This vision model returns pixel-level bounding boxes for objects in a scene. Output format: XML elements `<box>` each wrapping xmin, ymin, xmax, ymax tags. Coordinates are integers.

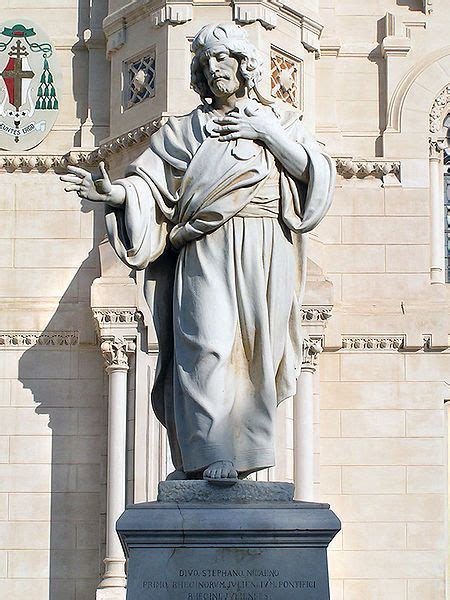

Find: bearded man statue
<box><xmin>60</xmin><ymin>23</ymin><xmax>335</xmax><ymax>485</ymax></box>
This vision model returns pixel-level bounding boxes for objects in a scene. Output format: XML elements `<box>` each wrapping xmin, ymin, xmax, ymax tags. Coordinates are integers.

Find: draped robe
<box><xmin>105</xmin><ymin>102</ymin><xmax>335</xmax><ymax>475</ymax></box>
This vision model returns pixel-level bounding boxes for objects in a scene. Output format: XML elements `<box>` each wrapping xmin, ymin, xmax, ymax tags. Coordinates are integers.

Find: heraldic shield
<box><xmin>0</xmin><ymin>19</ymin><xmax>60</xmax><ymax>151</ymax></box>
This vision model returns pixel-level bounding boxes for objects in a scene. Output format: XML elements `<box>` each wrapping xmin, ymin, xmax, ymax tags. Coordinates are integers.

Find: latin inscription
<box><xmin>140</xmin><ymin>568</ymin><xmax>317</xmax><ymax>599</ymax></box>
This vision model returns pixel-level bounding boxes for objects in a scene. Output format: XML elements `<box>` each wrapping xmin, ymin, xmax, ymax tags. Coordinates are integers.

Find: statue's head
<box><xmin>191</xmin><ymin>23</ymin><xmax>263</xmax><ymax>103</ymax></box>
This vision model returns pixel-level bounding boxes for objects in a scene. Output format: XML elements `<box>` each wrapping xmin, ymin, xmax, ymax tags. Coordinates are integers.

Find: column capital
<box><xmin>301</xmin><ymin>336</ymin><xmax>323</xmax><ymax>373</ymax></box>
<box><xmin>101</xmin><ymin>336</ymin><xmax>136</xmax><ymax>371</ymax></box>
<box><xmin>429</xmin><ymin>136</ymin><xmax>447</xmax><ymax>159</ymax></box>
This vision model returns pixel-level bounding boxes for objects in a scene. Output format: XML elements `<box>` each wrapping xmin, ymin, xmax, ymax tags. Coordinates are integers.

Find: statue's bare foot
<box><xmin>166</xmin><ymin>469</ymin><xmax>187</xmax><ymax>481</ymax></box>
<box><xmin>203</xmin><ymin>461</ymin><xmax>238</xmax><ymax>486</ymax></box>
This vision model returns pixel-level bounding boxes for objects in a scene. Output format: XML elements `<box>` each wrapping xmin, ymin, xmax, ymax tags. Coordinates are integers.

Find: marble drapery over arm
<box><xmin>104</xmin><ymin>107</ymin><xmax>335</xmax><ymax>273</ymax></box>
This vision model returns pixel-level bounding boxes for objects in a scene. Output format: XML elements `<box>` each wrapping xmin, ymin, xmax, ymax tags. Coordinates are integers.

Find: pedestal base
<box><xmin>117</xmin><ymin>481</ymin><xmax>341</xmax><ymax>600</ymax></box>
<box><xmin>96</xmin><ymin>587</ymin><xmax>126</xmax><ymax>600</ymax></box>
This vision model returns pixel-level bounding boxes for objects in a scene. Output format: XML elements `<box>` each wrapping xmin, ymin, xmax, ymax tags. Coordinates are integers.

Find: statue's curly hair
<box><xmin>191</xmin><ymin>23</ymin><xmax>264</xmax><ymax>103</ymax></box>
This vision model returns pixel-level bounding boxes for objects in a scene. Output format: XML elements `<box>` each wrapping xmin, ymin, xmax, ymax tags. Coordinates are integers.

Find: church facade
<box><xmin>0</xmin><ymin>1</ymin><xmax>448</xmax><ymax>599</ymax></box>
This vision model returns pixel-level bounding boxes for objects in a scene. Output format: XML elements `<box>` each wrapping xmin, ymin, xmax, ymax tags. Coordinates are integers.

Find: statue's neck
<box><xmin>212</xmin><ymin>90</ymin><xmax>250</xmax><ymax>114</ymax></box>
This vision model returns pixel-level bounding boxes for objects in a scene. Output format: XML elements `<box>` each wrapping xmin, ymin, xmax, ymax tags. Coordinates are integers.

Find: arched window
<box><xmin>444</xmin><ymin>114</ymin><xmax>450</xmax><ymax>282</ymax></box>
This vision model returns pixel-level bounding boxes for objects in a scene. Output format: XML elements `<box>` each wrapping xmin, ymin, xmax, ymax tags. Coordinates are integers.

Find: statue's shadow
<box><xmin>17</xmin><ymin>197</ymin><xmax>107</xmax><ymax>600</ymax></box>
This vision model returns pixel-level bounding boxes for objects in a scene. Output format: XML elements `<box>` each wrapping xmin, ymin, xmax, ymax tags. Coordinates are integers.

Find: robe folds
<box><xmin>105</xmin><ymin>103</ymin><xmax>335</xmax><ymax>474</ymax></box>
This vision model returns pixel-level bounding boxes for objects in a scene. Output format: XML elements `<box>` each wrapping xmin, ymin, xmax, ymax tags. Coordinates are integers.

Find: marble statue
<box><xmin>60</xmin><ymin>23</ymin><xmax>335</xmax><ymax>485</ymax></box>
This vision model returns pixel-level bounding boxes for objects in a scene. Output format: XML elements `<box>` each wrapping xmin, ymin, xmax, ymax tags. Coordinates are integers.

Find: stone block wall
<box><xmin>0</xmin><ymin>1</ymin><xmax>109</xmax><ymax>598</ymax></box>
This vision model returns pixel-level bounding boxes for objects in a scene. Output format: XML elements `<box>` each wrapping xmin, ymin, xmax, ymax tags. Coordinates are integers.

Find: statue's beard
<box><xmin>211</xmin><ymin>78</ymin><xmax>240</xmax><ymax>97</ymax></box>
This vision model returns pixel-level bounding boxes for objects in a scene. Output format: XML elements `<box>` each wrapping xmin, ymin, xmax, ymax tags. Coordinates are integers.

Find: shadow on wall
<box><xmin>17</xmin><ymin>193</ymin><xmax>107</xmax><ymax>600</ymax></box>
<box><xmin>16</xmin><ymin>0</ymin><xmax>111</xmax><ymax>596</ymax></box>
<box><xmin>396</xmin><ymin>0</ymin><xmax>424</xmax><ymax>10</ymax></box>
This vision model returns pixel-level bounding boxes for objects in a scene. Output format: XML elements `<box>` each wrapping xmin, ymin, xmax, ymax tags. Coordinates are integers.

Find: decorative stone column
<box><xmin>429</xmin><ymin>138</ymin><xmax>446</xmax><ymax>284</ymax></box>
<box><xmin>294</xmin><ymin>336</ymin><xmax>322</xmax><ymax>501</ymax></box>
<box><xmin>97</xmin><ymin>335</ymin><xmax>136</xmax><ymax>597</ymax></box>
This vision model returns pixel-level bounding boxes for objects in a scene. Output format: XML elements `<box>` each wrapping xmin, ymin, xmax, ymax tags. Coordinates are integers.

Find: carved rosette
<box><xmin>100</xmin><ymin>337</ymin><xmax>136</xmax><ymax>370</ymax></box>
<box><xmin>302</xmin><ymin>336</ymin><xmax>323</xmax><ymax>372</ymax></box>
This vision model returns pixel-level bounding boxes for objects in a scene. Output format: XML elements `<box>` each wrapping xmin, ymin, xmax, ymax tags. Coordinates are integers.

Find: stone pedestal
<box><xmin>117</xmin><ymin>481</ymin><xmax>341</xmax><ymax>600</ymax></box>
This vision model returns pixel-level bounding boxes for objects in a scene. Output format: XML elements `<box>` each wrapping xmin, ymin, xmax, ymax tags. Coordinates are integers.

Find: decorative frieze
<box><xmin>0</xmin><ymin>122</ymin><xmax>158</xmax><ymax>172</ymax></box>
<box><xmin>335</xmin><ymin>158</ymin><xmax>400</xmax><ymax>179</ymax></box>
<box><xmin>341</xmin><ymin>336</ymin><xmax>405</xmax><ymax>350</ymax></box>
<box><xmin>0</xmin><ymin>331</ymin><xmax>79</xmax><ymax>348</ymax></box>
<box><xmin>301</xmin><ymin>306</ymin><xmax>332</xmax><ymax>323</ymax></box>
<box><xmin>93</xmin><ymin>308</ymin><xmax>142</xmax><ymax>326</ymax></box>
<box><xmin>100</xmin><ymin>336</ymin><xmax>136</xmax><ymax>369</ymax></box>
<box><xmin>1</xmin><ymin>130</ymin><xmax>402</xmax><ymax>180</ymax></box>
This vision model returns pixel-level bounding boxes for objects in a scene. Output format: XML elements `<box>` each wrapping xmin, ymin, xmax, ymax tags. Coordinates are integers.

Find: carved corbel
<box><xmin>233</xmin><ymin>1</ymin><xmax>278</xmax><ymax>30</ymax></box>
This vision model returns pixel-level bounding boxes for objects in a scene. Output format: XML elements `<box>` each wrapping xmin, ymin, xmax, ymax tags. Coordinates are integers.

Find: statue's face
<box><xmin>200</xmin><ymin>46</ymin><xmax>243</xmax><ymax>98</ymax></box>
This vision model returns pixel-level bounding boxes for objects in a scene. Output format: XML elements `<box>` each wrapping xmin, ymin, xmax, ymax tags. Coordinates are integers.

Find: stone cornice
<box><xmin>0</xmin><ymin>331</ymin><xmax>79</xmax><ymax>348</ymax></box>
<box><xmin>103</xmin><ymin>0</ymin><xmax>193</xmax><ymax>37</ymax></box>
<box><xmin>0</xmin><ymin>141</ymin><xmax>402</xmax><ymax>180</ymax></box>
<box><xmin>0</xmin><ymin>122</ymin><xmax>159</xmax><ymax>172</ymax></box>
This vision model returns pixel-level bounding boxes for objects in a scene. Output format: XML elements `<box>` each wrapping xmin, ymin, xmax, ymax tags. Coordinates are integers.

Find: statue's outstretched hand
<box><xmin>60</xmin><ymin>161</ymin><xmax>125</xmax><ymax>206</ymax></box>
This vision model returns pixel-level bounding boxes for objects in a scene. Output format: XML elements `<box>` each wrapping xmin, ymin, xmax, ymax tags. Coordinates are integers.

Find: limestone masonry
<box><xmin>0</xmin><ymin>1</ymin><xmax>449</xmax><ymax>599</ymax></box>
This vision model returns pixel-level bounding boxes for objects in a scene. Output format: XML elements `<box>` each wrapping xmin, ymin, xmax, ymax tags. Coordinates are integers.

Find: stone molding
<box><xmin>103</xmin><ymin>0</ymin><xmax>322</xmax><ymax>53</ymax></box>
<box><xmin>0</xmin><ymin>122</ymin><xmax>159</xmax><ymax>172</ymax></box>
<box><xmin>302</xmin><ymin>336</ymin><xmax>323</xmax><ymax>371</ymax></box>
<box><xmin>338</xmin><ymin>334</ymin><xmax>446</xmax><ymax>351</ymax></box>
<box><xmin>100</xmin><ymin>336</ymin><xmax>136</xmax><ymax>369</ymax></box>
<box><xmin>387</xmin><ymin>45</ymin><xmax>450</xmax><ymax>132</ymax></box>
<box><xmin>301</xmin><ymin>305</ymin><xmax>332</xmax><ymax>323</ymax></box>
<box><xmin>342</xmin><ymin>335</ymin><xmax>405</xmax><ymax>351</ymax></box>
<box><xmin>0</xmin><ymin>331</ymin><xmax>79</xmax><ymax>348</ymax></box>
<box><xmin>93</xmin><ymin>308</ymin><xmax>143</xmax><ymax>327</ymax></box>
<box><xmin>335</xmin><ymin>158</ymin><xmax>400</xmax><ymax>179</ymax></box>
<box><xmin>0</xmin><ymin>144</ymin><xmax>401</xmax><ymax>180</ymax></box>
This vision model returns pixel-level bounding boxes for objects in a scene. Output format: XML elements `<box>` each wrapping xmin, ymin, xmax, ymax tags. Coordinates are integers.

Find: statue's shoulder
<box><xmin>162</xmin><ymin>106</ymin><xmax>207</xmax><ymax>125</ymax></box>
